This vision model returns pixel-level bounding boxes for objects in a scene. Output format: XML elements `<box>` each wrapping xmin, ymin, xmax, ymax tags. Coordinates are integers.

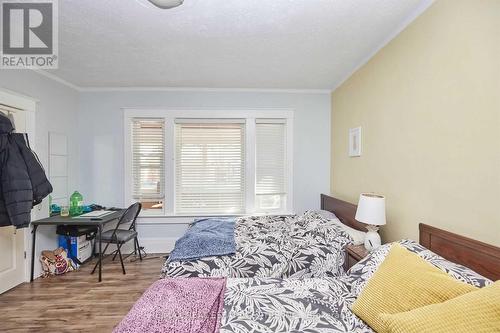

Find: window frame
<box><xmin>130</xmin><ymin>117</ymin><xmax>166</xmax><ymax>216</ymax></box>
<box><xmin>123</xmin><ymin>108</ymin><xmax>294</xmax><ymax>218</ymax></box>
<box><xmin>255</xmin><ymin>119</ymin><xmax>288</xmax><ymax>214</ymax></box>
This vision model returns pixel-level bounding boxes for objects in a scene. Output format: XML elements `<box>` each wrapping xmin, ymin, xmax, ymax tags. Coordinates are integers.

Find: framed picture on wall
<box><xmin>349</xmin><ymin>127</ymin><xmax>362</xmax><ymax>157</ymax></box>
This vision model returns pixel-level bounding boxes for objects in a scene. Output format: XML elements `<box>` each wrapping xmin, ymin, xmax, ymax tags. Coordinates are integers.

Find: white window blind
<box><xmin>132</xmin><ymin>118</ymin><xmax>165</xmax><ymax>211</ymax></box>
<box><xmin>175</xmin><ymin>121</ymin><xmax>245</xmax><ymax>215</ymax></box>
<box><xmin>255</xmin><ymin>120</ymin><xmax>286</xmax><ymax>212</ymax></box>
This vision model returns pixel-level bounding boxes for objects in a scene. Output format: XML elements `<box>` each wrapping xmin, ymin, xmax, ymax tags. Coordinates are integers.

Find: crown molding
<box><xmin>32</xmin><ymin>70</ymin><xmax>331</xmax><ymax>94</ymax></box>
<box><xmin>78</xmin><ymin>86</ymin><xmax>331</xmax><ymax>94</ymax></box>
<box><xmin>331</xmin><ymin>0</ymin><xmax>435</xmax><ymax>92</ymax></box>
<box><xmin>33</xmin><ymin>69</ymin><xmax>82</xmax><ymax>91</ymax></box>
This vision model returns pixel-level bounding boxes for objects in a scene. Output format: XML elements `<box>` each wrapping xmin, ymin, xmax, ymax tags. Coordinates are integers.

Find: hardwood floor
<box><xmin>0</xmin><ymin>254</ymin><xmax>167</xmax><ymax>332</ymax></box>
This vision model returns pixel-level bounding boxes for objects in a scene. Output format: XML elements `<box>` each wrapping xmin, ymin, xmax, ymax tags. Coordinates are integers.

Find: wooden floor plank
<box><xmin>0</xmin><ymin>254</ymin><xmax>166</xmax><ymax>332</ymax></box>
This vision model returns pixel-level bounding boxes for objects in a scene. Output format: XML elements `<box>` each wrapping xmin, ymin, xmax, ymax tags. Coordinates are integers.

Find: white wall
<box><xmin>78</xmin><ymin>90</ymin><xmax>331</xmax><ymax>252</ymax></box>
<box><xmin>0</xmin><ymin>71</ymin><xmax>80</xmax><ymax>278</ymax></box>
<box><xmin>0</xmin><ymin>73</ymin><xmax>331</xmax><ymax>263</ymax></box>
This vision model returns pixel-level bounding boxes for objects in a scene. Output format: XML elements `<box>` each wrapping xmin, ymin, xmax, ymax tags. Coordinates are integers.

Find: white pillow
<box><xmin>312</xmin><ymin>210</ymin><xmax>366</xmax><ymax>245</ymax></box>
<box><xmin>330</xmin><ymin>219</ymin><xmax>366</xmax><ymax>245</ymax></box>
<box><xmin>315</xmin><ymin>209</ymin><xmax>338</xmax><ymax>220</ymax></box>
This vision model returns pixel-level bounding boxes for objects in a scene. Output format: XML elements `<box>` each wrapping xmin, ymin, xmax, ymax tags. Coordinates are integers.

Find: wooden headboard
<box><xmin>320</xmin><ymin>194</ymin><xmax>500</xmax><ymax>280</ymax></box>
<box><xmin>419</xmin><ymin>223</ymin><xmax>500</xmax><ymax>281</ymax></box>
<box><xmin>320</xmin><ymin>194</ymin><xmax>367</xmax><ymax>232</ymax></box>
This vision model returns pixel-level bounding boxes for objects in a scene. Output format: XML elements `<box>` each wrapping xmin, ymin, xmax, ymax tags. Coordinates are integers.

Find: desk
<box><xmin>30</xmin><ymin>210</ymin><xmax>125</xmax><ymax>282</ymax></box>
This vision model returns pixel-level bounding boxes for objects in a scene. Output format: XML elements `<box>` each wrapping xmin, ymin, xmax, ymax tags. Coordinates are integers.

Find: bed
<box><xmin>219</xmin><ymin>234</ymin><xmax>496</xmax><ymax>333</ymax></box>
<box><xmin>116</xmin><ymin>224</ymin><xmax>499</xmax><ymax>333</ymax></box>
<box><xmin>161</xmin><ymin>195</ymin><xmax>367</xmax><ymax>279</ymax></box>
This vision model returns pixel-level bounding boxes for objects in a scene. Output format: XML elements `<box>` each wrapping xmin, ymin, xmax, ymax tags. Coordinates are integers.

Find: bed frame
<box><xmin>321</xmin><ymin>194</ymin><xmax>500</xmax><ymax>280</ymax></box>
<box><xmin>320</xmin><ymin>194</ymin><xmax>367</xmax><ymax>231</ymax></box>
<box><xmin>420</xmin><ymin>224</ymin><xmax>500</xmax><ymax>281</ymax></box>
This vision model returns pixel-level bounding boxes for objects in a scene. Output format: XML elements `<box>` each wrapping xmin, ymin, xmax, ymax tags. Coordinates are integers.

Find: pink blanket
<box><xmin>114</xmin><ymin>278</ymin><xmax>226</xmax><ymax>333</ymax></box>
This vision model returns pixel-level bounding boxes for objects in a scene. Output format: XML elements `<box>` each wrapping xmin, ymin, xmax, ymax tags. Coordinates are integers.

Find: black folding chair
<box><xmin>91</xmin><ymin>203</ymin><xmax>142</xmax><ymax>275</ymax></box>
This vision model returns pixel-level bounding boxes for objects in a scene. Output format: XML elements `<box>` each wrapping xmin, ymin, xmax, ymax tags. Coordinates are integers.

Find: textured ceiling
<box><xmin>48</xmin><ymin>0</ymin><xmax>433</xmax><ymax>89</ymax></box>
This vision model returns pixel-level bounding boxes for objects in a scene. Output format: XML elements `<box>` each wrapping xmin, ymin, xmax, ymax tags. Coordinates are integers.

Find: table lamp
<box><xmin>355</xmin><ymin>193</ymin><xmax>386</xmax><ymax>251</ymax></box>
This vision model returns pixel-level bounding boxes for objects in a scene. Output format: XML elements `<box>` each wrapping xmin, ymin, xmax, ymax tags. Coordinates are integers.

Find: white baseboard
<box><xmin>139</xmin><ymin>237</ymin><xmax>176</xmax><ymax>254</ymax></box>
<box><xmin>95</xmin><ymin>237</ymin><xmax>175</xmax><ymax>255</ymax></box>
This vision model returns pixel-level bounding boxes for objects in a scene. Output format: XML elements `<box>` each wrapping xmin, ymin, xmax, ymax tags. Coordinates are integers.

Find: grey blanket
<box><xmin>169</xmin><ymin>218</ymin><xmax>236</xmax><ymax>262</ymax></box>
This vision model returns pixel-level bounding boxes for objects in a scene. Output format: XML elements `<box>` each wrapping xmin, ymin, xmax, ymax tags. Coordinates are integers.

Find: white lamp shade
<box><xmin>355</xmin><ymin>193</ymin><xmax>386</xmax><ymax>226</ymax></box>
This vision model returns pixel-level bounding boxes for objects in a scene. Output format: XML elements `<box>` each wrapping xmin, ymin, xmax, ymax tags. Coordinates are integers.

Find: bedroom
<box><xmin>0</xmin><ymin>0</ymin><xmax>499</xmax><ymax>332</ymax></box>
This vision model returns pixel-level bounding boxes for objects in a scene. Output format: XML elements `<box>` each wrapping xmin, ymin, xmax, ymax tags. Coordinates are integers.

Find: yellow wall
<box><xmin>331</xmin><ymin>0</ymin><xmax>500</xmax><ymax>246</ymax></box>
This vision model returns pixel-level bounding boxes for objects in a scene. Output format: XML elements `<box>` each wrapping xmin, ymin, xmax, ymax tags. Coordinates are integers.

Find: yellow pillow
<box><xmin>351</xmin><ymin>244</ymin><xmax>477</xmax><ymax>333</ymax></box>
<box><xmin>380</xmin><ymin>281</ymin><xmax>500</xmax><ymax>333</ymax></box>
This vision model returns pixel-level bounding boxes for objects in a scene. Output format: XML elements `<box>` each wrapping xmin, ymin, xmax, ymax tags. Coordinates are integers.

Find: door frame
<box><xmin>0</xmin><ymin>87</ymin><xmax>38</xmax><ymax>283</ymax></box>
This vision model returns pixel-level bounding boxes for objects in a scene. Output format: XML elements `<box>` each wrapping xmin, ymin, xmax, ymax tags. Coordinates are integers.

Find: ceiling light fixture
<box><xmin>148</xmin><ymin>0</ymin><xmax>184</xmax><ymax>9</ymax></box>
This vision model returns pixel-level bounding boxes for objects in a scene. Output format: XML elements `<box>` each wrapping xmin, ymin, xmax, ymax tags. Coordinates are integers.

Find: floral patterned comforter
<box><xmin>220</xmin><ymin>277</ymin><xmax>373</xmax><ymax>333</ymax></box>
<box><xmin>219</xmin><ymin>239</ymin><xmax>492</xmax><ymax>333</ymax></box>
<box><xmin>162</xmin><ymin>212</ymin><xmax>353</xmax><ymax>279</ymax></box>
<box><xmin>144</xmin><ymin>239</ymin><xmax>492</xmax><ymax>333</ymax></box>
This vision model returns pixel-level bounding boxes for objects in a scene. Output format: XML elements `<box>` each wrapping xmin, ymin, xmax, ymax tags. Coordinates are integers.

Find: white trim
<box><xmin>164</xmin><ymin>119</ymin><xmax>175</xmax><ymax>215</ymax></box>
<box><xmin>30</xmin><ymin>71</ymin><xmax>331</xmax><ymax>94</ymax></box>
<box><xmin>285</xmin><ymin>117</ymin><xmax>294</xmax><ymax>212</ymax></box>
<box><xmin>32</xmin><ymin>70</ymin><xmax>81</xmax><ymax>91</ymax></box>
<box><xmin>123</xmin><ymin>113</ymin><xmax>133</xmax><ymax>210</ymax></box>
<box><xmin>138</xmin><ymin>215</ymin><xmax>241</xmax><ymax>223</ymax></box>
<box><xmin>331</xmin><ymin>0</ymin><xmax>435</xmax><ymax>91</ymax></box>
<box><xmin>123</xmin><ymin>108</ymin><xmax>294</xmax><ymax>120</ymax></box>
<box><xmin>123</xmin><ymin>108</ymin><xmax>294</xmax><ymax>216</ymax></box>
<box><xmin>0</xmin><ymin>88</ymin><xmax>37</xmax><ymax>283</ymax></box>
<box><xmin>174</xmin><ymin>118</ymin><xmax>246</xmax><ymax>124</ymax></box>
<box><xmin>25</xmin><ymin>113</ymin><xmax>37</xmax><ymax>283</ymax></box>
<box><xmin>105</xmin><ymin>237</ymin><xmax>174</xmax><ymax>254</ymax></box>
<box><xmin>0</xmin><ymin>104</ymin><xmax>23</xmax><ymax>113</ymax></box>
<box><xmin>135</xmin><ymin>213</ymin><xmax>296</xmax><ymax>225</ymax></box>
<box><xmin>245</xmin><ymin>118</ymin><xmax>256</xmax><ymax>213</ymax></box>
<box><xmin>81</xmin><ymin>86</ymin><xmax>331</xmax><ymax>94</ymax></box>
<box><xmin>256</xmin><ymin>118</ymin><xmax>287</xmax><ymax>124</ymax></box>
<box><xmin>0</xmin><ymin>88</ymin><xmax>38</xmax><ymax>110</ymax></box>
<box><xmin>139</xmin><ymin>237</ymin><xmax>177</xmax><ymax>254</ymax></box>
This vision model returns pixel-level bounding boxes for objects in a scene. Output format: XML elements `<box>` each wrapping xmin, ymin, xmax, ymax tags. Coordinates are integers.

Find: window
<box><xmin>255</xmin><ymin>119</ymin><xmax>286</xmax><ymax>212</ymax></box>
<box><xmin>175</xmin><ymin>121</ymin><xmax>245</xmax><ymax>215</ymax></box>
<box><xmin>125</xmin><ymin>109</ymin><xmax>292</xmax><ymax>217</ymax></box>
<box><xmin>131</xmin><ymin>118</ymin><xmax>165</xmax><ymax>213</ymax></box>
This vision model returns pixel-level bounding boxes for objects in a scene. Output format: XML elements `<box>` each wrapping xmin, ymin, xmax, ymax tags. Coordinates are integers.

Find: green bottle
<box><xmin>69</xmin><ymin>191</ymin><xmax>84</xmax><ymax>216</ymax></box>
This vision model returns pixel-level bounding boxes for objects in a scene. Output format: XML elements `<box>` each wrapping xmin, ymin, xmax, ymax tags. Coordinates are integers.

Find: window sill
<box><xmin>136</xmin><ymin>211</ymin><xmax>295</xmax><ymax>225</ymax></box>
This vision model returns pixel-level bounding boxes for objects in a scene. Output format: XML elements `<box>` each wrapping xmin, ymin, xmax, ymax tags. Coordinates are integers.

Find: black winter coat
<box><xmin>0</xmin><ymin>114</ymin><xmax>52</xmax><ymax>228</ymax></box>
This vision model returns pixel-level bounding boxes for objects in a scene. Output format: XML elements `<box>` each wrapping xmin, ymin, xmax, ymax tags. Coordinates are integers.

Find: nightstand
<box><xmin>344</xmin><ymin>244</ymin><xmax>370</xmax><ymax>271</ymax></box>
